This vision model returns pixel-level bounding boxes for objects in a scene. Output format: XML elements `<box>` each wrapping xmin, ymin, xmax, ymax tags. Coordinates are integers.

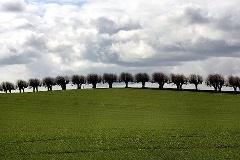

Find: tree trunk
<box><xmin>47</xmin><ymin>86</ymin><xmax>52</xmax><ymax>91</ymax></box>
<box><xmin>218</xmin><ymin>87</ymin><xmax>222</xmax><ymax>92</ymax></box>
<box><xmin>36</xmin><ymin>87</ymin><xmax>39</xmax><ymax>92</ymax></box>
<box><xmin>61</xmin><ymin>84</ymin><xmax>66</xmax><ymax>90</ymax></box>
<box><xmin>9</xmin><ymin>90</ymin><xmax>11</xmax><ymax>93</ymax></box>
<box><xmin>142</xmin><ymin>82</ymin><xmax>146</xmax><ymax>88</ymax></box>
<box><xmin>125</xmin><ymin>82</ymin><xmax>129</xmax><ymax>88</ymax></box>
<box><xmin>33</xmin><ymin>87</ymin><xmax>36</xmax><ymax>92</ymax></box>
<box><xmin>158</xmin><ymin>83</ymin><xmax>164</xmax><ymax>89</ymax></box>
<box><xmin>19</xmin><ymin>89</ymin><xmax>22</xmax><ymax>93</ymax></box>
<box><xmin>177</xmin><ymin>84</ymin><xmax>180</xmax><ymax>90</ymax></box>
<box><xmin>92</xmin><ymin>83</ymin><xmax>97</xmax><ymax>89</ymax></box>
<box><xmin>77</xmin><ymin>84</ymin><xmax>81</xmax><ymax>89</ymax></box>
<box><xmin>234</xmin><ymin>87</ymin><xmax>237</xmax><ymax>92</ymax></box>
<box><xmin>214</xmin><ymin>86</ymin><xmax>218</xmax><ymax>92</ymax></box>
<box><xmin>109</xmin><ymin>83</ymin><xmax>113</xmax><ymax>88</ymax></box>
<box><xmin>23</xmin><ymin>88</ymin><xmax>25</xmax><ymax>93</ymax></box>
<box><xmin>195</xmin><ymin>84</ymin><xmax>198</xmax><ymax>90</ymax></box>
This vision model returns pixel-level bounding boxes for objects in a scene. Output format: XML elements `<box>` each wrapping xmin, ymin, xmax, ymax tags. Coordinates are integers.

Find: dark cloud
<box><xmin>113</xmin><ymin>53</ymin><xmax>206</xmax><ymax>68</ymax></box>
<box><xmin>93</xmin><ymin>17</ymin><xmax>142</xmax><ymax>35</ymax></box>
<box><xmin>0</xmin><ymin>55</ymin><xmax>30</xmax><ymax>65</ymax></box>
<box><xmin>184</xmin><ymin>6</ymin><xmax>209</xmax><ymax>24</ymax></box>
<box><xmin>186</xmin><ymin>38</ymin><xmax>240</xmax><ymax>56</ymax></box>
<box><xmin>0</xmin><ymin>0</ymin><xmax>26</xmax><ymax>12</ymax></box>
<box><xmin>0</xmin><ymin>50</ymin><xmax>40</xmax><ymax>65</ymax></box>
<box><xmin>214</xmin><ymin>14</ymin><xmax>240</xmax><ymax>32</ymax></box>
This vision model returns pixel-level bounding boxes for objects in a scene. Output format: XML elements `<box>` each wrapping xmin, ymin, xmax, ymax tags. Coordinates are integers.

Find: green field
<box><xmin>1</xmin><ymin>89</ymin><xmax>240</xmax><ymax>159</ymax></box>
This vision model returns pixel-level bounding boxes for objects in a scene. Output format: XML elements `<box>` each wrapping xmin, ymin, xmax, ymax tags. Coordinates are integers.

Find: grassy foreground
<box><xmin>1</xmin><ymin>89</ymin><xmax>240</xmax><ymax>159</ymax></box>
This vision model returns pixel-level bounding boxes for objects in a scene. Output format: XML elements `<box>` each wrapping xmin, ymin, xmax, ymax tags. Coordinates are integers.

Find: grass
<box><xmin>1</xmin><ymin>88</ymin><xmax>240</xmax><ymax>159</ymax></box>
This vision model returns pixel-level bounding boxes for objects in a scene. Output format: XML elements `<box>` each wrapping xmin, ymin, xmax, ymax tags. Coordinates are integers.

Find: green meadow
<box><xmin>1</xmin><ymin>89</ymin><xmax>240</xmax><ymax>159</ymax></box>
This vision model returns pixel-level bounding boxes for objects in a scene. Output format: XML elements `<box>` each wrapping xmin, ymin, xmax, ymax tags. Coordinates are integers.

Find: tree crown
<box><xmin>87</xmin><ymin>74</ymin><xmax>102</xmax><ymax>84</ymax></box>
<box><xmin>135</xmin><ymin>73</ymin><xmax>150</xmax><ymax>83</ymax></box>
<box><xmin>103</xmin><ymin>73</ymin><xmax>118</xmax><ymax>83</ymax></box>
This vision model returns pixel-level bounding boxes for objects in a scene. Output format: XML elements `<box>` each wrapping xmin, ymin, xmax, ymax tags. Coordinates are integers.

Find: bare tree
<box><xmin>152</xmin><ymin>72</ymin><xmax>169</xmax><ymax>89</ymax></box>
<box><xmin>119</xmin><ymin>72</ymin><xmax>134</xmax><ymax>88</ymax></box>
<box><xmin>71</xmin><ymin>75</ymin><xmax>86</xmax><ymax>89</ymax></box>
<box><xmin>227</xmin><ymin>75</ymin><xmax>240</xmax><ymax>92</ymax></box>
<box><xmin>87</xmin><ymin>73</ymin><xmax>101</xmax><ymax>89</ymax></box>
<box><xmin>188</xmin><ymin>74</ymin><xmax>203</xmax><ymax>90</ymax></box>
<box><xmin>17</xmin><ymin>80</ymin><xmax>28</xmax><ymax>93</ymax></box>
<box><xmin>1</xmin><ymin>82</ymin><xmax>15</xmax><ymax>93</ymax></box>
<box><xmin>135</xmin><ymin>73</ymin><xmax>150</xmax><ymax>88</ymax></box>
<box><xmin>206</xmin><ymin>74</ymin><xmax>225</xmax><ymax>92</ymax></box>
<box><xmin>29</xmin><ymin>78</ymin><xmax>41</xmax><ymax>92</ymax></box>
<box><xmin>43</xmin><ymin>77</ymin><xmax>55</xmax><ymax>91</ymax></box>
<box><xmin>56</xmin><ymin>76</ymin><xmax>70</xmax><ymax>90</ymax></box>
<box><xmin>170</xmin><ymin>74</ymin><xmax>187</xmax><ymax>90</ymax></box>
<box><xmin>103</xmin><ymin>73</ymin><xmax>118</xmax><ymax>88</ymax></box>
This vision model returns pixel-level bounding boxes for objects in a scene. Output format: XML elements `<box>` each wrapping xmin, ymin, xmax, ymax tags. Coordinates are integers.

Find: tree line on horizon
<box><xmin>0</xmin><ymin>72</ymin><xmax>239</xmax><ymax>93</ymax></box>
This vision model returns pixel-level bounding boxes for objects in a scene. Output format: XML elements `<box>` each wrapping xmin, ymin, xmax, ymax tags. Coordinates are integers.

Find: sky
<box><xmin>0</xmin><ymin>0</ymin><xmax>240</xmax><ymax>82</ymax></box>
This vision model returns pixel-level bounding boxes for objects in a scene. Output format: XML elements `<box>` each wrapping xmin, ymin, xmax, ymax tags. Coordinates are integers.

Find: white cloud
<box><xmin>0</xmin><ymin>0</ymin><xmax>240</xmax><ymax>82</ymax></box>
<box><xmin>171</xmin><ymin>57</ymin><xmax>240</xmax><ymax>77</ymax></box>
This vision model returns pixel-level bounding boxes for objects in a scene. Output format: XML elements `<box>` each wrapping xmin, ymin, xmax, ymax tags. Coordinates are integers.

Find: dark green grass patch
<box><xmin>1</xmin><ymin>89</ymin><xmax>240</xmax><ymax>159</ymax></box>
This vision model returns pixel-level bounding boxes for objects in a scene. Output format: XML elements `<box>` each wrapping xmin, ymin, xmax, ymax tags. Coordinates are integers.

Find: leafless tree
<box><xmin>170</xmin><ymin>74</ymin><xmax>187</xmax><ymax>90</ymax></box>
<box><xmin>29</xmin><ymin>78</ymin><xmax>41</xmax><ymax>92</ymax></box>
<box><xmin>188</xmin><ymin>74</ymin><xmax>203</xmax><ymax>90</ymax></box>
<box><xmin>43</xmin><ymin>77</ymin><xmax>56</xmax><ymax>91</ymax></box>
<box><xmin>152</xmin><ymin>72</ymin><xmax>169</xmax><ymax>89</ymax></box>
<box><xmin>0</xmin><ymin>82</ymin><xmax>15</xmax><ymax>93</ymax></box>
<box><xmin>135</xmin><ymin>73</ymin><xmax>150</xmax><ymax>88</ymax></box>
<box><xmin>17</xmin><ymin>80</ymin><xmax>28</xmax><ymax>93</ymax></box>
<box><xmin>87</xmin><ymin>73</ymin><xmax>102</xmax><ymax>89</ymax></box>
<box><xmin>56</xmin><ymin>76</ymin><xmax>70</xmax><ymax>90</ymax></box>
<box><xmin>103</xmin><ymin>73</ymin><xmax>117</xmax><ymax>88</ymax></box>
<box><xmin>206</xmin><ymin>74</ymin><xmax>225</xmax><ymax>92</ymax></box>
<box><xmin>119</xmin><ymin>72</ymin><xmax>134</xmax><ymax>88</ymax></box>
<box><xmin>227</xmin><ymin>75</ymin><xmax>240</xmax><ymax>92</ymax></box>
<box><xmin>71</xmin><ymin>75</ymin><xmax>86</xmax><ymax>89</ymax></box>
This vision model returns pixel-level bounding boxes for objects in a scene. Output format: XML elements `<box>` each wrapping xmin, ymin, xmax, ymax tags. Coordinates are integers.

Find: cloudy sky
<box><xmin>1</xmin><ymin>0</ymin><xmax>240</xmax><ymax>82</ymax></box>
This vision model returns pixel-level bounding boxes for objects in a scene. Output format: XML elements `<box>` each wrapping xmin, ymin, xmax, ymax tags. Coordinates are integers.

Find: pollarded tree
<box><xmin>170</xmin><ymin>74</ymin><xmax>187</xmax><ymax>90</ymax></box>
<box><xmin>1</xmin><ymin>82</ymin><xmax>15</xmax><ymax>93</ymax></box>
<box><xmin>103</xmin><ymin>73</ymin><xmax>118</xmax><ymax>88</ymax></box>
<box><xmin>43</xmin><ymin>77</ymin><xmax>55</xmax><ymax>91</ymax></box>
<box><xmin>71</xmin><ymin>75</ymin><xmax>86</xmax><ymax>89</ymax></box>
<box><xmin>0</xmin><ymin>83</ymin><xmax>6</xmax><ymax>93</ymax></box>
<box><xmin>227</xmin><ymin>75</ymin><xmax>240</xmax><ymax>92</ymax></box>
<box><xmin>206</xmin><ymin>74</ymin><xmax>225</xmax><ymax>92</ymax></box>
<box><xmin>29</xmin><ymin>78</ymin><xmax>41</xmax><ymax>92</ymax></box>
<box><xmin>87</xmin><ymin>73</ymin><xmax>101</xmax><ymax>89</ymax></box>
<box><xmin>56</xmin><ymin>76</ymin><xmax>70</xmax><ymax>90</ymax></box>
<box><xmin>17</xmin><ymin>80</ymin><xmax>28</xmax><ymax>93</ymax></box>
<box><xmin>152</xmin><ymin>72</ymin><xmax>169</xmax><ymax>89</ymax></box>
<box><xmin>188</xmin><ymin>74</ymin><xmax>203</xmax><ymax>90</ymax></box>
<box><xmin>135</xmin><ymin>73</ymin><xmax>150</xmax><ymax>88</ymax></box>
<box><xmin>119</xmin><ymin>72</ymin><xmax>134</xmax><ymax>88</ymax></box>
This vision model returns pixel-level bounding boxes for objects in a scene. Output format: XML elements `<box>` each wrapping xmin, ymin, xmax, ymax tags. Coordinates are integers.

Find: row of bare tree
<box><xmin>0</xmin><ymin>73</ymin><xmax>239</xmax><ymax>93</ymax></box>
